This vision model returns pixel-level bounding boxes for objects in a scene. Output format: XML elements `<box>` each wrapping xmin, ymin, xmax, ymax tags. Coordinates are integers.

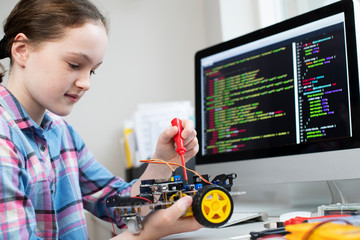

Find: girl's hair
<box><xmin>0</xmin><ymin>0</ymin><xmax>108</xmax><ymax>82</ymax></box>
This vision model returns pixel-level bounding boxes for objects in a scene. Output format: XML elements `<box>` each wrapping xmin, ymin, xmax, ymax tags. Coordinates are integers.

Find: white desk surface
<box><xmin>162</xmin><ymin>220</ymin><xmax>271</xmax><ymax>240</ymax></box>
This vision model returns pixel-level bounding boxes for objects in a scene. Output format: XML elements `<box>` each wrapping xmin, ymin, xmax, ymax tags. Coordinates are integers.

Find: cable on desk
<box><xmin>302</xmin><ymin>219</ymin><xmax>352</xmax><ymax>240</ymax></box>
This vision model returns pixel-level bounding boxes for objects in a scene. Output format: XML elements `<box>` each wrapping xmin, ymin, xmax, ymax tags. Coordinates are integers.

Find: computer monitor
<box><xmin>195</xmin><ymin>0</ymin><xmax>360</xmax><ymax>187</ymax></box>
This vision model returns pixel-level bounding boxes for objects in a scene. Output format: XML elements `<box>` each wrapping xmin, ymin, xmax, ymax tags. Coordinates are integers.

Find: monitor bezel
<box><xmin>195</xmin><ymin>0</ymin><xmax>360</xmax><ymax>165</ymax></box>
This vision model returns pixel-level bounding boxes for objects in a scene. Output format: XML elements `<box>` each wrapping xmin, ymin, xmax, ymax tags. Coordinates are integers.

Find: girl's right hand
<box><xmin>114</xmin><ymin>195</ymin><xmax>202</xmax><ymax>240</ymax></box>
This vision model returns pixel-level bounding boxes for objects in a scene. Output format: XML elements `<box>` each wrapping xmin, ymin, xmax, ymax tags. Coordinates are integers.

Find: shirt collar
<box><xmin>0</xmin><ymin>85</ymin><xmax>53</xmax><ymax>131</ymax></box>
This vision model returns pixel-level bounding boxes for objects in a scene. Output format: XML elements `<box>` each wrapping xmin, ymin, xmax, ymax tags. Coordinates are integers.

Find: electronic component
<box><xmin>318</xmin><ymin>203</ymin><xmax>360</xmax><ymax>216</ymax></box>
<box><xmin>106</xmin><ymin>173</ymin><xmax>237</xmax><ymax>233</ymax></box>
<box><xmin>106</xmin><ymin>119</ymin><xmax>238</xmax><ymax>234</ymax></box>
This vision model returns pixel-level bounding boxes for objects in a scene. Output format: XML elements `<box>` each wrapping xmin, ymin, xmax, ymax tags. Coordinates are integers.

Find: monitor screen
<box><xmin>195</xmin><ymin>0</ymin><xmax>360</xmax><ymax>185</ymax></box>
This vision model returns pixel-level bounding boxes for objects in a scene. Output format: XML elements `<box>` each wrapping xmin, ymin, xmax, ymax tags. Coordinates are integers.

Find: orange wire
<box><xmin>140</xmin><ymin>159</ymin><xmax>212</xmax><ymax>185</ymax></box>
<box><xmin>142</xmin><ymin>158</ymin><xmax>175</xmax><ymax>171</ymax></box>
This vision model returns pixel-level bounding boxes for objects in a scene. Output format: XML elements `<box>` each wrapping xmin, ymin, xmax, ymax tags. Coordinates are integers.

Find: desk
<box><xmin>162</xmin><ymin>221</ymin><xmax>271</xmax><ymax>240</ymax></box>
<box><xmin>86</xmin><ymin>209</ymin><xmax>276</xmax><ymax>239</ymax></box>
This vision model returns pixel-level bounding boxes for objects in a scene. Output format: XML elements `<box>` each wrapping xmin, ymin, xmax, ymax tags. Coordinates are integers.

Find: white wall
<box><xmin>219</xmin><ymin>0</ymin><xmax>340</xmax><ymax>42</ymax></box>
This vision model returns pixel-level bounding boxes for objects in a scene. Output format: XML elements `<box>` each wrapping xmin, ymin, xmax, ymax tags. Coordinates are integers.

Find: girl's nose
<box><xmin>75</xmin><ymin>73</ymin><xmax>91</xmax><ymax>91</ymax></box>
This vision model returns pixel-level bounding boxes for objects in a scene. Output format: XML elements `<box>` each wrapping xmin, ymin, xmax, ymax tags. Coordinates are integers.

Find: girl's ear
<box><xmin>11</xmin><ymin>33</ymin><xmax>30</xmax><ymax>68</ymax></box>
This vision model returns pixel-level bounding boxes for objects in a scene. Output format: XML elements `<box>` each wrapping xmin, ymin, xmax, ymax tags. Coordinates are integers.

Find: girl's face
<box><xmin>11</xmin><ymin>22</ymin><xmax>108</xmax><ymax>123</ymax></box>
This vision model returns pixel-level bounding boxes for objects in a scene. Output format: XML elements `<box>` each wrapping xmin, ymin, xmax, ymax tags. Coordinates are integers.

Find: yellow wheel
<box><xmin>192</xmin><ymin>185</ymin><xmax>233</xmax><ymax>228</ymax></box>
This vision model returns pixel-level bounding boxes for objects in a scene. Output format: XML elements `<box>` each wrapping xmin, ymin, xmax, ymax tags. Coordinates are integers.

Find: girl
<box><xmin>0</xmin><ymin>0</ymin><xmax>201</xmax><ymax>239</ymax></box>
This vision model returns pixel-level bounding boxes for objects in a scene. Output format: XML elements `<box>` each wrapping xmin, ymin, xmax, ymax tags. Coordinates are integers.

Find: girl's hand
<box><xmin>114</xmin><ymin>195</ymin><xmax>202</xmax><ymax>240</ymax></box>
<box><xmin>152</xmin><ymin>119</ymin><xmax>198</xmax><ymax>165</ymax></box>
<box><xmin>130</xmin><ymin>119</ymin><xmax>198</xmax><ymax>201</ymax></box>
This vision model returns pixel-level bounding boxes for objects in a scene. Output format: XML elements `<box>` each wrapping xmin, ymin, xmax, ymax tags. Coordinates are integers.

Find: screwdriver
<box><xmin>171</xmin><ymin>118</ymin><xmax>188</xmax><ymax>182</ymax></box>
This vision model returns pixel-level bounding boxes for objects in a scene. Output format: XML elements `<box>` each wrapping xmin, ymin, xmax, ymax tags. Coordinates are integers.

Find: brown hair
<box><xmin>0</xmin><ymin>0</ymin><xmax>108</xmax><ymax>82</ymax></box>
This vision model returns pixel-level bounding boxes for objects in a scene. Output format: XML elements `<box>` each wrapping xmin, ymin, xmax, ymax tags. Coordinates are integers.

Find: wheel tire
<box><xmin>192</xmin><ymin>185</ymin><xmax>233</xmax><ymax>228</ymax></box>
<box><xmin>127</xmin><ymin>218</ymin><xmax>142</xmax><ymax>234</ymax></box>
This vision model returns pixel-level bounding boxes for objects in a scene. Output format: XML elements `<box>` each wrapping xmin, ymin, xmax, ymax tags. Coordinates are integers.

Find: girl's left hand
<box><xmin>131</xmin><ymin>119</ymin><xmax>198</xmax><ymax>197</ymax></box>
<box><xmin>152</xmin><ymin>118</ymin><xmax>198</xmax><ymax>165</ymax></box>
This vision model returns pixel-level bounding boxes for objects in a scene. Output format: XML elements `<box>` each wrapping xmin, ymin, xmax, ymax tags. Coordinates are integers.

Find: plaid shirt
<box><xmin>0</xmin><ymin>85</ymin><xmax>133</xmax><ymax>239</ymax></box>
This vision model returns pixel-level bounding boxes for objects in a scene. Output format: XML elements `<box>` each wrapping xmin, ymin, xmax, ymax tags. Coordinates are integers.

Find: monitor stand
<box><xmin>327</xmin><ymin>180</ymin><xmax>347</xmax><ymax>204</ymax></box>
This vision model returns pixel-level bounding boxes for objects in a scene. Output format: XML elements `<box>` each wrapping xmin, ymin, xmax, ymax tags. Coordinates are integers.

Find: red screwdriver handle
<box><xmin>171</xmin><ymin>118</ymin><xmax>186</xmax><ymax>155</ymax></box>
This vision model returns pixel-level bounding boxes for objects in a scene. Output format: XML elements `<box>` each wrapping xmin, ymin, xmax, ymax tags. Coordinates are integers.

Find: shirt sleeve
<box><xmin>69</xmin><ymin>125</ymin><xmax>136</xmax><ymax>227</ymax></box>
<box><xmin>0</xmin><ymin>133</ymin><xmax>41</xmax><ymax>239</ymax></box>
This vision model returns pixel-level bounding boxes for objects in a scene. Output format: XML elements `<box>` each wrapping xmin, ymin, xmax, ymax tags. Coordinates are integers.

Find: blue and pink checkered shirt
<box><xmin>0</xmin><ymin>85</ymin><xmax>133</xmax><ymax>239</ymax></box>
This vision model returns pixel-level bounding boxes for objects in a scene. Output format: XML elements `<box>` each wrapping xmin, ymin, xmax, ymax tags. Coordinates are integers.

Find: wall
<box><xmin>218</xmin><ymin>0</ymin><xmax>340</xmax><ymax>42</ymax></box>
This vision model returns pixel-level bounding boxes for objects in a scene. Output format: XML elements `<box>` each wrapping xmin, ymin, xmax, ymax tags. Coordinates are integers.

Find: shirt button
<box><xmin>40</xmin><ymin>145</ymin><xmax>46</xmax><ymax>152</ymax></box>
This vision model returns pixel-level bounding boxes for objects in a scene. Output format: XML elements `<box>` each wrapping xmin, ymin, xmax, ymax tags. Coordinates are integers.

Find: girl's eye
<box><xmin>68</xmin><ymin>63</ymin><xmax>79</xmax><ymax>69</ymax></box>
<box><xmin>90</xmin><ymin>70</ymin><xmax>96</xmax><ymax>75</ymax></box>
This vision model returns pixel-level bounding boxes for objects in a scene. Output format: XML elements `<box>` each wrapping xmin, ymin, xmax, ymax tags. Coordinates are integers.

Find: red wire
<box><xmin>107</xmin><ymin>206</ymin><xmax>116</xmax><ymax>237</ymax></box>
<box><xmin>132</xmin><ymin>196</ymin><xmax>153</xmax><ymax>203</ymax></box>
